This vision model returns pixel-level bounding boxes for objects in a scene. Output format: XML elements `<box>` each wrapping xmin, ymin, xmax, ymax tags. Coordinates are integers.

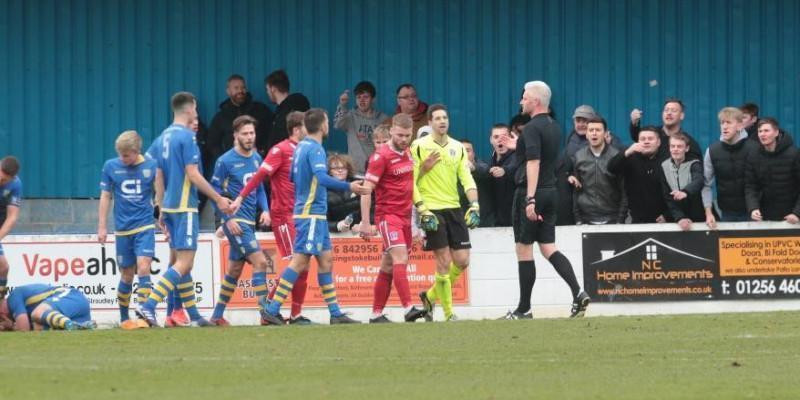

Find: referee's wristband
<box><xmin>525</xmin><ymin>196</ymin><xmax>536</xmax><ymax>205</ymax></box>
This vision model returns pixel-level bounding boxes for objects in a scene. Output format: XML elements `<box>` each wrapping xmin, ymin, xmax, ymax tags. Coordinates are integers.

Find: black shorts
<box><xmin>424</xmin><ymin>208</ymin><xmax>471</xmax><ymax>251</ymax></box>
<box><xmin>512</xmin><ymin>187</ymin><xmax>557</xmax><ymax>244</ymax></box>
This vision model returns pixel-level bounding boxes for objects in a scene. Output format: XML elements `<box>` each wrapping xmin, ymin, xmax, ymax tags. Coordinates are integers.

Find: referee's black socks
<box><xmin>548</xmin><ymin>251</ymin><xmax>580</xmax><ymax>298</ymax></box>
<box><xmin>516</xmin><ymin>260</ymin><xmax>536</xmax><ymax>314</ymax></box>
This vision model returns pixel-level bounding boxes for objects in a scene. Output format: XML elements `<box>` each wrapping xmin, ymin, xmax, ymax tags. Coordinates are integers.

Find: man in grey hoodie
<box><xmin>334</xmin><ymin>81</ymin><xmax>389</xmax><ymax>174</ymax></box>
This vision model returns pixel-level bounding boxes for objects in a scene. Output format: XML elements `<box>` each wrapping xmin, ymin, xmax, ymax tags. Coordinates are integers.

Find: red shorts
<box><xmin>271</xmin><ymin>215</ymin><xmax>295</xmax><ymax>259</ymax></box>
<box><xmin>376</xmin><ymin>214</ymin><xmax>412</xmax><ymax>251</ymax></box>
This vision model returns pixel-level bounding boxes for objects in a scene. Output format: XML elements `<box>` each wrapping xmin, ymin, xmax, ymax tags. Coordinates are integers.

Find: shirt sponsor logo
<box><xmin>121</xmin><ymin>179</ymin><xmax>142</xmax><ymax>195</ymax></box>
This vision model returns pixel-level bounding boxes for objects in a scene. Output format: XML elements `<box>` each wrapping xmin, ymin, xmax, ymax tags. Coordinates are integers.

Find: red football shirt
<box><xmin>261</xmin><ymin>139</ymin><xmax>297</xmax><ymax>216</ymax></box>
<box><xmin>365</xmin><ymin>145</ymin><xmax>413</xmax><ymax>219</ymax></box>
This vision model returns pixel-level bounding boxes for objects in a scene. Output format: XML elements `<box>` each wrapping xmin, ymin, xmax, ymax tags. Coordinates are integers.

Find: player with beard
<box><xmin>208</xmin><ymin>115</ymin><xmax>272</xmax><ymax>325</ymax></box>
<box><xmin>357</xmin><ymin>114</ymin><xmax>427</xmax><ymax>323</ymax></box>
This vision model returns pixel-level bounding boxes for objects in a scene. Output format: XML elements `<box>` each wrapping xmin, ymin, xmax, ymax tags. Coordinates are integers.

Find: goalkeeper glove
<box><xmin>416</xmin><ymin>203</ymin><xmax>439</xmax><ymax>232</ymax></box>
<box><xmin>465</xmin><ymin>201</ymin><xmax>480</xmax><ymax>228</ymax></box>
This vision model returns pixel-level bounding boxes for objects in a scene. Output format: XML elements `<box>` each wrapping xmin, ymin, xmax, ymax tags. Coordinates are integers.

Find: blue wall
<box><xmin>1</xmin><ymin>0</ymin><xmax>798</xmax><ymax>197</ymax></box>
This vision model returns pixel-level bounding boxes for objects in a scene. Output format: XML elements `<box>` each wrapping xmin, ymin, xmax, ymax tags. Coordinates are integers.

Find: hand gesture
<box><xmin>259</xmin><ymin>211</ymin><xmax>271</xmax><ymax>227</ymax></box>
<box><xmin>350</xmin><ymin>180</ymin><xmax>372</xmax><ymax>196</ymax></box>
<box><xmin>489</xmin><ymin>166</ymin><xmax>505</xmax><ymax>178</ymax></box>
<box><xmin>422</xmin><ymin>151</ymin><xmax>441</xmax><ymax>173</ymax></box>
<box><xmin>705</xmin><ymin>213</ymin><xmax>717</xmax><ymax>230</ymax></box>
<box><xmin>229</xmin><ymin>196</ymin><xmax>243</xmax><ymax>215</ymax></box>
<box><xmin>630</xmin><ymin>108</ymin><xmax>642</xmax><ymax>125</ymax></box>
<box><xmin>751</xmin><ymin>209</ymin><xmax>762</xmax><ymax>221</ymax></box>
<box><xmin>358</xmin><ymin>220</ymin><xmax>377</xmax><ymax>240</ymax></box>
<box><xmin>671</xmin><ymin>190</ymin><xmax>687</xmax><ymax>201</ymax></box>
<box><xmin>226</xmin><ymin>219</ymin><xmax>243</xmax><ymax>236</ymax></box>
<box><xmin>217</xmin><ymin>197</ymin><xmax>234</xmax><ymax>215</ymax></box>
<box><xmin>625</xmin><ymin>142</ymin><xmax>645</xmax><ymax>157</ymax></box>
<box><xmin>567</xmin><ymin>175</ymin><xmax>582</xmax><ymax>189</ymax></box>
<box><xmin>499</xmin><ymin>133</ymin><xmax>518</xmax><ymax>151</ymax></box>
<box><xmin>525</xmin><ymin>203</ymin><xmax>542</xmax><ymax>222</ymax></box>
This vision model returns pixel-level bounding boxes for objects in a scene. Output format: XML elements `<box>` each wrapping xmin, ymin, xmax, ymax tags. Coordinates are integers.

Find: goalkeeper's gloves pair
<box><xmin>464</xmin><ymin>201</ymin><xmax>480</xmax><ymax>229</ymax></box>
<box><xmin>416</xmin><ymin>202</ymin><xmax>439</xmax><ymax>232</ymax></box>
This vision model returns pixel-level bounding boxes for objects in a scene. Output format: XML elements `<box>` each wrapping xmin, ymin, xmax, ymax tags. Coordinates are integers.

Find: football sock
<box><xmin>178</xmin><ymin>273</ymin><xmax>203</xmax><ymax>321</ymax></box>
<box><xmin>145</xmin><ymin>268</ymin><xmax>180</xmax><ymax>310</ymax></box>
<box><xmin>548</xmin><ymin>251</ymin><xmax>580</xmax><ymax>298</ymax></box>
<box><xmin>117</xmin><ymin>280</ymin><xmax>132</xmax><ymax>322</ymax></box>
<box><xmin>516</xmin><ymin>260</ymin><xmax>536</xmax><ymax>314</ymax></box>
<box><xmin>267</xmin><ymin>268</ymin><xmax>299</xmax><ymax>316</ymax></box>
<box><xmin>290</xmin><ymin>270</ymin><xmax>309</xmax><ymax>318</ymax></box>
<box><xmin>434</xmin><ymin>272</ymin><xmax>453</xmax><ymax>319</ymax></box>
<box><xmin>392</xmin><ymin>264</ymin><xmax>412</xmax><ymax>308</ymax></box>
<box><xmin>41</xmin><ymin>309</ymin><xmax>70</xmax><ymax>329</ymax></box>
<box><xmin>318</xmin><ymin>271</ymin><xmax>343</xmax><ymax>318</ymax></box>
<box><xmin>212</xmin><ymin>274</ymin><xmax>237</xmax><ymax>320</ymax></box>
<box><xmin>137</xmin><ymin>275</ymin><xmax>152</xmax><ymax>307</ymax></box>
<box><xmin>372</xmin><ymin>270</ymin><xmax>393</xmax><ymax>315</ymax></box>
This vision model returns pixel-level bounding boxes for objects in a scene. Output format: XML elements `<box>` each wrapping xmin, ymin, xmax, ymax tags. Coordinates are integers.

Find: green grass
<box><xmin>2</xmin><ymin>312</ymin><xmax>799</xmax><ymax>399</ymax></box>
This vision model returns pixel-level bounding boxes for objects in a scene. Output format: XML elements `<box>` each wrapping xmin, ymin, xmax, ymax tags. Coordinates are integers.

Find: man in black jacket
<box><xmin>745</xmin><ymin>118</ymin><xmax>800</xmax><ymax>223</ymax></box>
<box><xmin>208</xmin><ymin>75</ymin><xmax>274</xmax><ymax>162</ymax></box>
<box><xmin>702</xmin><ymin>107</ymin><xmax>756</xmax><ymax>228</ymax></box>
<box><xmin>265</xmin><ymin>69</ymin><xmax>311</xmax><ymax>151</ymax></box>
<box><xmin>629</xmin><ymin>98</ymin><xmax>702</xmax><ymax>161</ymax></box>
<box><xmin>488</xmin><ymin>124</ymin><xmax>518</xmax><ymax>227</ymax></box>
<box><xmin>608</xmin><ymin>126</ymin><xmax>669</xmax><ymax>223</ymax></box>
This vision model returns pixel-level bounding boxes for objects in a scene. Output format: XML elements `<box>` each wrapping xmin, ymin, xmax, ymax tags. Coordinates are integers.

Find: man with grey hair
<box><xmin>502</xmin><ymin>81</ymin><xmax>590</xmax><ymax>320</ymax></box>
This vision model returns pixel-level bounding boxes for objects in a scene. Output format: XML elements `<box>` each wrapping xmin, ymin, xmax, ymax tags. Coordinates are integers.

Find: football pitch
<box><xmin>1</xmin><ymin>311</ymin><xmax>798</xmax><ymax>399</ymax></box>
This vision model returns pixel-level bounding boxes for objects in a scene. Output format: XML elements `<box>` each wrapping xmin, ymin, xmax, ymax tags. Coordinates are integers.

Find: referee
<box><xmin>502</xmin><ymin>81</ymin><xmax>590</xmax><ymax>320</ymax></box>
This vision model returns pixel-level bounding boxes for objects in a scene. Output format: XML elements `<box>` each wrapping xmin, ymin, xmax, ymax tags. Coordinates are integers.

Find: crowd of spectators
<box><xmin>193</xmin><ymin>71</ymin><xmax>794</xmax><ymax>232</ymax></box>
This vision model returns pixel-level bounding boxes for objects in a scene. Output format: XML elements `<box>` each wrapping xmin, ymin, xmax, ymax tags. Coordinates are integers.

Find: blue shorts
<box><xmin>223</xmin><ymin>221</ymin><xmax>261</xmax><ymax>261</ymax></box>
<box><xmin>115</xmin><ymin>228</ymin><xmax>155</xmax><ymax>268</ymax></box>
<box><xmin>164</xmin><ymin>212</ymin><xmax>199</xmax><ymax>250</ymax></box>
<box><xmin>44</xmin><ymin>288</ymin><xmax>92</xmax><ymax>323</ymax></box>
<box><xmin>293</xmin><ymin>217</ymin><xmax>331</xmax><ymax>256</ymax></box>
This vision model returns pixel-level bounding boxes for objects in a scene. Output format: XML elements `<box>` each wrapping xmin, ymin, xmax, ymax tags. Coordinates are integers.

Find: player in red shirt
<box><xmin>231</xmin><ymin>111</ymin><xmax>313</xmax><ymax>325</ymax></box>
<box><xmin>359</xmin><ymin>114</ymin><xmax>426</xmax><ymax>323</ymax></box>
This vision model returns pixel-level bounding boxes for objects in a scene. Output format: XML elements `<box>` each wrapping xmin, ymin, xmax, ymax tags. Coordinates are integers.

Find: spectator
<box><xmin>745</xmin><ymin>118</ymin><xmax>800</xmax><ymax>223</ymax></box>
<box><xmin>190</xmin><ymin>116</ymin><xmax>212</xmax><ymax>213</ymax></box>
<box><xmin>630</xmin><ymin>98</ymin><xmax>702</xmax><ymax>160</ymax></box>
<box><xmin>608</xmin><ymin>126</ymin><xmax>669</xmax><ymax>223</ymax></box>
<box><xmin>740</xmin><ymin>102</ymin><xmax>760</xmax><ymax>141</ymax></box>
<box><xmin>459</xmin><ymin>139</ymin><xmax>493</xmax><ymax>226</ymax></box>
<box><xmin>702</xmin><ymin>107</ymin><xmax>756</xmax><ymax>228</ymax></box>
<box><xmin>563</xmin><ymin>105</ymin><xmax>624</xmax><ymax>156</ymax></box>
<box><xmin>566</xmin><ymin>116</ymin><xmax>627</xmax><ymax>225</ymax></box>
<box><xmin>660</xmin><ymin>135</ymin><xmax>705</xmax><ymax>231</ymax></box>
<box><xmin>208</xmin><ymin>74</ymin><xmax>274</xmax><ymax>160</ymax></box>
<box><xmin>488</xmin><ymin>124</ymin><xmax>518</xmax><ymax>227</ymax></box>
<box><xmin>326</xmin><ymin>154</ymin><xmax>361</xmax><ymax>232</ymax></box>
<box><xmin>509</xmin><ymin>113</ymin><xmax>531</xmax><ymax>137</ymax></box>
<box><xmin>265</xmin><ymin>69</ymin><xmax>310</xmax><ymax>150</ymax></box>
<box><xmin>334</xmin><ymin>81</ymin><xmax>389</xmax><ymax>174</ymax></box>
<box><xmin>394</xmin><ymin>84</ymin><xmax>429</xmax><ymax>137</ymax></box>
<box><xmin>362</xmin><ymin>124</ymin><xmax>391</xmax><ymax>173</ymax></box>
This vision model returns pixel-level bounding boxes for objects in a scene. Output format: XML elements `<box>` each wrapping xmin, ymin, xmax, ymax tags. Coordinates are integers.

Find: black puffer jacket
<box><xmin>744</xmin><ymin>133</ymin><xmax>800</xmax><ymax>220</ymax></box>
<box><xmin>489</xmin><ymin>150</ymin><xmax>517</xmax><ymax>226</ymax></box>
<box><xmin>707</xmin><ymin>137</ymin><xmax>756</xmax><ymax>215</ymax></box>
<box><xmin>268</xmin><ymin>93</ymin><xmax>311</xmax><ymax>150</ymax></box>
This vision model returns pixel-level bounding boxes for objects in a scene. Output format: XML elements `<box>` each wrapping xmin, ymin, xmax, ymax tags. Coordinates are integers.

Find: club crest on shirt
<box><xmin>450</xmin><ymin>149</ymin><xmax>457</xmax><ymax>158</ymax></box>
<box><xmin>306</xmin><ymin>242</ymin><xmax>313</xmax><ymax>251</ymax></box>
<box><xmin>389</xmin><ymin>231</ymin><xmax>399</xmax><ymax>241</ymax></box>
<box><xmin>142</xmin><ymin>169</ymin><xmax>152</xmax><ymax>178</ymax></box>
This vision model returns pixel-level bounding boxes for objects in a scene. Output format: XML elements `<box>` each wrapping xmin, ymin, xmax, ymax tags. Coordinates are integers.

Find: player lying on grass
<box><xmin>0</xmin><ymin>284</ymin><xmax>96</xmax><ymax>331</ymax></box>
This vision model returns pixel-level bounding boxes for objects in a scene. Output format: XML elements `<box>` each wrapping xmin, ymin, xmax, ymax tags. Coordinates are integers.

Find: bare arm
<box><xmin>186</xmin><ymin>164</ymin><xmax>222</xmax><ymax>202</ymax></box>
<box><xmin>97</xmin><ymin>191</ymin><xmax>111</xmax><ymax>243</ymax></box>
<box><xmin>13</xmin><ymin>313</ymin><xmax>31</xmax><ymax>331</ymax></box>
<box><xmin>360</xmin><ymin>181</ymin><xmax>376</xmax><ymax>225</ymax></box>
<box><xmin>526</xmin><ymin>160</ymin><xmax>540</xmax><ymax>198</ymax></box>
<box><xmin>154</xmin><ymin>168</ymin><xmax>165</xmax><ymax>208</ymax></box>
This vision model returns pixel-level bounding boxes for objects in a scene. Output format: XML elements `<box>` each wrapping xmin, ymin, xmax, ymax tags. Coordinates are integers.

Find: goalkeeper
<box><xmin>411</xmin><ymin>104</ymin><xmax>480</xmax><ymax>322</ymax></box>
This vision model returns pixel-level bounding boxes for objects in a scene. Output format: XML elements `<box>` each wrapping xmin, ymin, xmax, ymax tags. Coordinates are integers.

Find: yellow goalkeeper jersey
<box><xmin>411</xmin><ymin>133</ymin><xmax>476</xmax><ymax>210</ymax></box>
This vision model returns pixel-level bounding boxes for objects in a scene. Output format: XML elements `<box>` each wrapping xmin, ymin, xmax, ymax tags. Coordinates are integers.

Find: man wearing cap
<box><xmin>556</xmin><ymin>105</ymin><xmax>624</xmax><ymax>225</ymax></box>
